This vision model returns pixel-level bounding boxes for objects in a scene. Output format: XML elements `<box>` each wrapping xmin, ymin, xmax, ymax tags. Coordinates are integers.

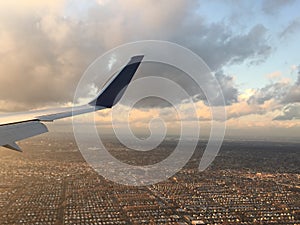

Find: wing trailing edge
<box><xmin>0</xmin><ymin>121</ymin><xmax>48</xmax><ymax>151</ymax></box>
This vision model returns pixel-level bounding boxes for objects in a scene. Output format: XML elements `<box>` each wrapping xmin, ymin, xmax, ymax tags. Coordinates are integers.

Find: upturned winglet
<box><xmin>89</xmin><ymin>55</ymin><xmax>144</xmax><ymax>108</ymax></box>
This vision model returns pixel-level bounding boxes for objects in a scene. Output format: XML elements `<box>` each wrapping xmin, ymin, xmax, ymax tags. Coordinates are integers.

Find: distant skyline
<box><xmin>0</xmin><ymin>0</ymin><xmax>299</xmax><ymax>139</ymax></box>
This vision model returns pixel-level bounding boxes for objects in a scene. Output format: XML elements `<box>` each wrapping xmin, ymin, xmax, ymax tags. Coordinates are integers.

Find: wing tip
<box><xmin>130</xmin><ymin>55</ymin><xmax>144</xmax><ymax>63</ymax></box>
<box><xmin>3</xmin><ymin>142</ymin><xmax>22</xmax><ymax>152</ymax></box>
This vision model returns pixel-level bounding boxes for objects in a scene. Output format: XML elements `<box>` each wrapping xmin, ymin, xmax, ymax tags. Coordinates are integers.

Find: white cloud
<box><xmin>273</xmin><ymin>103</ymin><xmax>300</xmax><ymax>120</ymax></box>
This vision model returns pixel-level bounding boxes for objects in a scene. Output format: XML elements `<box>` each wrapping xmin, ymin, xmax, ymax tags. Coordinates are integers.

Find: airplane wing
<box><xmin>0</xmin><ymin>55</ymin><xmax>144</xmax><ymax>151</ymax></box>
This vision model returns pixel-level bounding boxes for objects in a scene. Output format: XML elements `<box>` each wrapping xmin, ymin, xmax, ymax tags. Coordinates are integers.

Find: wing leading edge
<box><xmin>0</xmin><ymin>55</ymin><xmax>144</xmax><ymax>151</ymax></box>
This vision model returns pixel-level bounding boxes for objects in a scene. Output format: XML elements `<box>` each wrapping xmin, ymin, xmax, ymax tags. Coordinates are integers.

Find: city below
<box><xmin>0</xmin><ymin>133</ymin><xmax>299</xmax><ymax>225</ymax></box>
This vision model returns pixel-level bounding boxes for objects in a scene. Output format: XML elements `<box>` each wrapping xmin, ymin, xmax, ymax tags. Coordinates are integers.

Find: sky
<box><xmin>0</xmin><ymin>0</ymin><xmax>299</xmax><ymax>140</ymax></box>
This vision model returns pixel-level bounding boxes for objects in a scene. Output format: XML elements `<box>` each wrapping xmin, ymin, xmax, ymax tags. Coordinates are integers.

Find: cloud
<box><xmin>0</xmin><ymin>1</ymin><xmax>98</xmax><ymax>111</ymax></box>
<box><xmin>248</xmin><ymin>82</ymin><xmax>290</xmax><ymax>105</ymax></box>
<box><xmin>282</xmin><ymin>87</ymin><xmax>300</xmax><ymax>104</ymax></box>
<box><xmin>220</xmin><ymin>73</ymin><xmax>300</xmax><ymax>120</ymax></box>
<box><xmin>281</xmin><ymin>73</ymin><xmax>300</xmax><ymax>103</ymax></box>
<box><xmin>244</xmin><ymin>73</ymin><xmax>300</xmax><ymax>121</ymax></box>
<box><xmin>273</xmin><ymin>103</ymin><xmax>300</xmax><ymax>120</ymax></box>
<box><xmin>214</xmin><ymin>71</ymin><xmax>238</xmax><ymax>105</ymax></box>
<box><xmin>280</xmin><ymin>19</ymin><xmax>300</xmax><ymax>39</ymax></box>
<box><xmin>226</xmin><ymin>99</ymin><xmax>280</xmax><ymax>119</ymax></box>
<box><xmin>246</xmin><ymin>73</ymin><xmax>300</xmax><ymax>105</ymax></box>
<box><xmin>266</xmin><ymin>71</ymin><xmax>281</xmax><ymax>80</ymax></box>
<box><xmin>262</xmin><ymin>0</ymin><xmax>295</xmax><ymax>15</ymax></box>
<box><xmin>175</xmin><ymin>23</ymin><xmax>272</xmax><ymax>70</ymax></box>
<box><xmin>125</xmin><ymin>63</ymin><xmax>239</xmax><ymax>108</ymax></box>
<box><xmin>0</xmin><ymin>0</ymin><xmax>272</xmax><ymax>112</ymax></box>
